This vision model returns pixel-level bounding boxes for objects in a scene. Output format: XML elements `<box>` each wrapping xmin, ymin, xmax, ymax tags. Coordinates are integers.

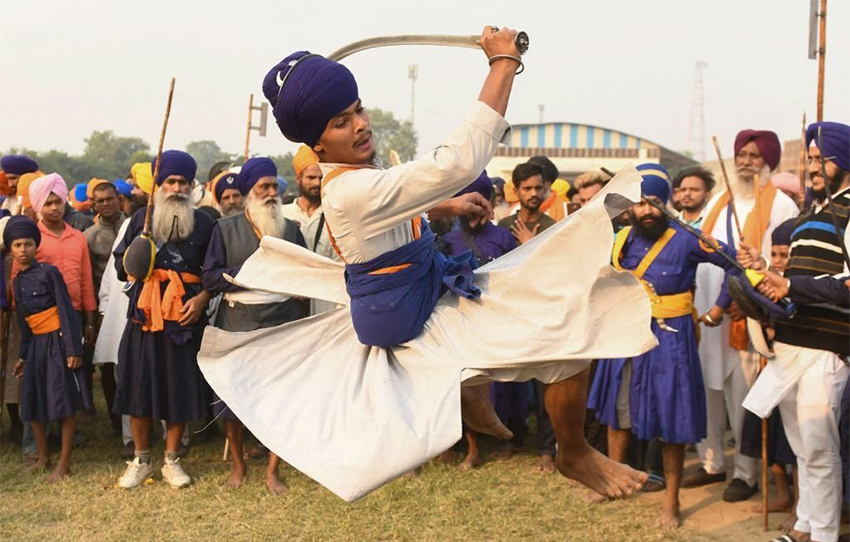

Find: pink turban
<box><xmin>770</xmin><ymin>172</ymin><xmax>801</xmax><ymax>197</ymax></box>
<box><xmin>734</xmin><ymin>129</ymin><xmax>781</xmax><ymax>171</ymax></box>
<box><xmin>29</xmin><ymin>173</ymin><xmax>69</xmax><ymax>213</ymax></box>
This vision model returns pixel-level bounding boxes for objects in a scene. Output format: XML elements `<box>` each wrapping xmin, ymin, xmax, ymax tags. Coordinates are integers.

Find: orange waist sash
<box><xmin>25</xmin><ymin>306</ymin><xmax>61</xmax><ymax>335</ymax></box>
<box><xmin>137</xmin><ymin>270</ymin><xmax>201</xmax><ymax>332</ymax></box>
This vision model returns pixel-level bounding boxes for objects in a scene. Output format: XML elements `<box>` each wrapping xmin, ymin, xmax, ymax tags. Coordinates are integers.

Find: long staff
<box><xmin>712</xmin><ymin>136</ymin><xmax>745</xmax><ymax>243</ymax></box>
<box><xmin>759</xmin><ymin>356</ymin><xmax>769</xmax><ymax>532</ymax></box>
<box><xmin>143</xmin><ymin>78</ymin><xmax>176</xmax><ymax>235</ymax></box>
<box><xmin>797</xmin><ymin>113</ymin><xmax>807</xmax><ymax>211</ymax></box>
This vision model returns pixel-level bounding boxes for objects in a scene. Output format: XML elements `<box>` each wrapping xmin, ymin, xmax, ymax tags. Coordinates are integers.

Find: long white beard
<box><xmin>152</xmin><ymin>190</ymin><xmax>195</xmax><ymax>242</ymax></box>
<box><xmin>246</xmin><ymin>195</ymin><xmax>286</xmax><ymax>238</ymax></box>
<box><xmin>731</xmin><ymin>164</ymin><xmax>771</xmax><ymax>200</ymax></box>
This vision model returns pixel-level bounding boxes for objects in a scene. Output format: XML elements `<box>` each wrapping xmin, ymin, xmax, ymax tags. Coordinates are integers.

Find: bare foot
<box><xmin>437</xmin><ymin>450</ymin><xmax>459</xmax><ymax>463</ymax></box>
<box><xmin>534</xmin><ymin>454</ymin><xmax>555</xmax><ymax>473</ymax></box>
<box><xmin>556</xmin><ymin>444</ymin><xmax>646</xmax><ymax>498</ymax></box>
<box><xmin>778</xmin><ymin>513</ymin><xmax>797</xmax><ymax>534</ymax></box>
<box><xmin>458</xmin><ymin>452</ymin><xmax>482</xmax><ymax>472</ymax></box>
<box><xmin>788</xmin><ymin>529</ymin><xmax>810</xmax><ymax>542</ymax></box>
<box><xmin>46</xmin><ymin>463</ymin><xmax>70</xmax><ymax>483</ymax></box>
<box><xmin>266</xmin><ymin>474</ymin><xmax>288</xmax><ymax>496</ymax></box>
<box><xmin>490</xmin><ymin>444</ymin><xmax>513</xmax><ymax>460</ymax></box>
<box><xmin>224</xmin><ymin>466</ymin><xmax>247</xmax><ymax>489</ymax></box>
<box><xmin>751</xmin><ymin>496</ymin><xmax>793</xmax><ymax>514</ymax></box>
<box><xmin>460</xmin><ymin>384</ymin><xmax>512</xmax><ymax>440</ymax></box>
<box><xmin>659</xmin><ymin>503</ymin><xmax>681</xmax><ymax>530</ymax></box>
<box><xmin>20</xmin><ymin>458</ymin><xmax>50</xmax><ymax>475</ymax></box>
<box><xmin>585</xmin><ymin>491</ymin><xmax>609</xmax><ymax>504</ymax></box>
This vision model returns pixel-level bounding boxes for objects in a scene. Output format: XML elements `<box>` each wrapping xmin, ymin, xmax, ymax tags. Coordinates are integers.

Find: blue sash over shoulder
<box><xmin>345</xmin><ymin>221</ymin><xmax>480</xmax><ymax>347</ymax></box>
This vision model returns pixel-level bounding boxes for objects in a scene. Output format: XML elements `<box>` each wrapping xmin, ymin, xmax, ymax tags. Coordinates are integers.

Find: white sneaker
<box><xmin>161</xmin><ymin>457</ymin><xmax>191</xmax><ymax>488</ymax></box>
<box><xmin>118</xmin><ymin>457</ymin><xmax>154</xmax><ymax>489</ymax></box>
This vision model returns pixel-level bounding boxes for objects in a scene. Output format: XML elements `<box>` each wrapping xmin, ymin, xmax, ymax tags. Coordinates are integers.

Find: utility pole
<box><xmin>687</xmin><ymin>61</ymin><xmax>708</xmax><ymax>161</ymax></box>
<box><xmin>408</xmin><ymin>64</ymin><xmax>418</xmax><ymax>126</ymax></box>
<box><xmin>244</xmin><ymin>94</ymin><xmax>269</xmax><ymax>161</ymax></box>
<box><xmin>809</xmin><ymin>0</ymin><xmax>827</xmax><ymax>120</ymax></box>
<box><xmin>538</xmin><ymin>104</ymin><xmax>545</xmax><ymax>124</ymax></box>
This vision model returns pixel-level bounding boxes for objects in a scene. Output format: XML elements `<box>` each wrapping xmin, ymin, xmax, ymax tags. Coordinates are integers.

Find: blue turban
<box><xmin>637</xmin><ymin>163</ymin><xmax>672</xmax><ymax>204</ymax></box>
<box><xmin>805</xmin><ymin>121</ymin><xmax>850</xmax><ymax>172</ymax></box>
<box><xmin>214</xmin><ymin>172</ymin><xmax>239</xmax><ymax>202</ymax></box>
<box><xmin>771</xmin><ymin>218</ymin><xmax>795</xmax><ymax>246</ymax></box>
<box><xmin>1</xmin><ymin>155</ymin><xmax>39</xmax><ymax>175</ymax></box>
<box><xmin>237</xmin><ymin>157</ymin><xmax>277</xmax><ymax>195</ymax></box>
<box><xmin>3</xmin><ymin>215</ymin><xmax>41</xmax><ymax>248</ymax></box>
<box><xmin>455</xmin><ymin>170</ymin><xmax>494</xmax><ymax>201</ymax></box>
<box><xmin>72</xmin><ymin>183</ymin><xmax>89</xmax><ymax>202</ymax></box>
<box><xmin>262</xmin><ymin>51</ymin><xmax>359</xmax><ymax>147</ymax></box>
<box><xmin>151</xmin><ymin>150</ymin><xmax>197</xmax><ymax>186</ymax></box>
<box><xmin>277</xmin><ymin>176</ymin><xmax>288</xmax><ymax>195</ymax></box>
<box><xmin>114</xmin><ymin>179</ymin><xmax>133</xmax><ymax>196</ymax></box>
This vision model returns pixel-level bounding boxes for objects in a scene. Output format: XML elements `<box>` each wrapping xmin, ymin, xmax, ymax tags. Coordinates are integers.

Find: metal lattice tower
<box><xmin>408</xmin><ymin>64</ymin><xmax>418</xmax><ymax>126</ymax></box>
<box><xmin>687</xmin><ymin>61</ymin><xmax>708</xmax><ymax>161</ymax></box>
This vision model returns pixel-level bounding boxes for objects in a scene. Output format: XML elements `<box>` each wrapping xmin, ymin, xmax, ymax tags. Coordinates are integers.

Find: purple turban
<box><xmin>214</xmin><ymin>172</ymin><xmax>239</xmax><ymax>202</ymax></box>
<box><xmin>455</xmin><ymin>170</ymin><xmax>494</xmax><ymax>201</ymax></box>
<box><xmin>734</xmin><ymin>130</ymin><xmax>781</xmax><ymax>171</ymax></box>
<box><xmin>28</xmin><ymin>173</ymin><xmax>69</xmax><ymax>213</ymax></box>
<box><xmin>805</xmin><ymin>121</ymin><xmax>850</xmax><ymax>172</ymax></box>
<box><xmin>237</xmin><ymin>157</ymin><xmax>277</xmax><ymax>195</ymax></box>
<box><xmin>637</xmin><ymin>162</ymin><xmax>671</xmax><ymax>204</ymax></box>
<box><xmin>151</xmin><ymin>150</ymin><xmax>197</xmax><ymax>186</ymax></box>
<box><xmin>262</xmin><ymin>51</ymin><xmax>359</xmax><ymax>147</ymax></box>
<box><xmin>1</xmin><ymin>155</ymin><xmax>39</xmax><ymax>175</ymax></box>
<box><xmin>771</xmin><ymin>218</ymin><xmax>795</xmax><ymax>246</ymax></box>
<box><xmin>3</xmin><ymin>215</ymin><xmax>41</xmax><ymax>248</ymax></box>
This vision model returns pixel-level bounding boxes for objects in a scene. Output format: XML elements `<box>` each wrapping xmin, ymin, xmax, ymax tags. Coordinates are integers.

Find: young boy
<box><xmin>7</xmin><ymin>215</ymin><xmax>92</xmax><ymax>482</ymax></box>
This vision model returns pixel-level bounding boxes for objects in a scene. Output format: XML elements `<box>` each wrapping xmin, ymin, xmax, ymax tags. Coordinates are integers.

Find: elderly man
<box><xmin>202</xmin><ymin>156</ymin><xmax>306</xmax><ymax>494</ymax></box>
<box><xmin>112</xmin><ymin>150</ymin><xmax>214</xmax><ymax>490</ymax></box>
<box><xmin>743</xmin><ymin>121</ymin><xmax>850</xmax><ymax>542</ymax></box>
<box><xmin>209</xmin><ymin>171</ymin><xmax>244</xmax><ymax>217</ymax></box>
<box><xmin>686</xmin><ymin>130</ymin><xmax>799</xmax><ymax>502</ymax></box>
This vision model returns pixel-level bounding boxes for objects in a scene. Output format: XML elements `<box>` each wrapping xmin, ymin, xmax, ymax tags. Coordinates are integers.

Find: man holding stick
<box><xmin>686</xmin><ymin>130</ymin><xmax>798</xmax><ymax>502</ymax></box>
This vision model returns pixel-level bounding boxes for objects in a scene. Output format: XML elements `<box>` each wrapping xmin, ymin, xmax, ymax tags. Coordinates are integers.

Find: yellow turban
<box><xmin>293</xmin><ymin>145</ymin><xmax>319</xmax><ymax>177</ymax></box>
<box><xmin>16</xmin><ymin>171</ymin><xmax>45</xmax><ymax>210</ymax></box>
<box><xmin>551</xmin><ymin>179</ymin><xmax>570</xmax><ymax>200</ymax></box>
<box><xmin>130</xmin><ymin>162</ymin><xmax>153</xmax><ymax>195</ymax></box>
<box><xmin>87</xmin><ymin>177</ymin><xmax>112</xmax><ymax>199</ymax></box>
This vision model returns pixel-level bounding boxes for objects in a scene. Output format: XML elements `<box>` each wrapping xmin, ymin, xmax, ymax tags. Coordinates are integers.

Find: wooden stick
<box><xmin>143</xmin><ymin>78</ymin><xmax>176</xmax><ymax>236</ymax></box>
<box><xmin>760</xmin><ymin>355</ymin><xmax>769</xmax><ymax>532</ymax></box>
<box><xmin>798</xmin><ymin>112</ymin><xmax>808</xmax><ymax>211</ymax></box>
<box><xmin>244</xmin><ymin>94</ymin><xmax>254</xmax><ymax>161</ymax></box>
<box><xmin>712</xmin><ymin>136</ymin><xmax>745</xmax><ymax>242</ymax></box>
<box><xmin>222</xmin><ymin>438</ymin><xmax>230</xmax><ymax>462</ymax></box>
<box><xmin>817</xmin><ymin>0</ymin><xmax>826</xmax><ymax>121</ymax></box>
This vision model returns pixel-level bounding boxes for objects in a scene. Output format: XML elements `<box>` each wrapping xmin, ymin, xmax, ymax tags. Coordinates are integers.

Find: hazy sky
<box><xmin>2</xmin><ymin>0</ymin><xmax>848</xmax><ymax>163</ymax></box>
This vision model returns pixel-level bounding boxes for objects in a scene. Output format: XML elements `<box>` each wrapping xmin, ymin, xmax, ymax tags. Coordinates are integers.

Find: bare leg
<box><xmin>458</xmin><ymin>430</ymin><xmax>482</xmax><ymax>471</ymax></box>
<box><xmin>223</xmin><ymin>419</ymin><xmax>247</xmax><ymax>488</ymax></box>
<box><xmin>547</xmin><ymin>369</ymin><xmax>647</xmax><ymax>499</ymax></box>
<box><xmin>780</xmin><ymin>466</ymin><xmax>799</xmax><ymax>533</ymax></box>
<box><xmin>607</xmin><ymin>427</ymin><xmax>630</xmax><ymax>463</ymax></box>
<box><xmin>752</xmin><ymin>464</ymin><xmax>793</xmax><ymax>513</ymax></box>
<box><xmin>22</xmin><ymin>420</ymin><xmax>50</xmax><ymax>474</ymax></box>
<box><xmin>265</xmin><ymin>453</ymin><xmax>288</xmax><ymax>495</ymax></box>
<box><xmin>130</xmin><ymin>416</ymin><xmax>153</xmax><ymax>452</ymax></box>
<box><xmin>460</xmin><ymin>383</ymin><xmax>512</xmax><ymax>439</ymax></box>
<box><xmin>659</xmin><ymin>443</ymin><xmax>684</xmax><ymax>530</ymax></box>
<box><xmin>164</xmin><ymin>421</ymin><xmax>186</xmax><ymax>453</ymax></box>
<box><xmin>46</xmin><ymin>417</ymin><xmax>76</xmax><ymax>482</ymax></box>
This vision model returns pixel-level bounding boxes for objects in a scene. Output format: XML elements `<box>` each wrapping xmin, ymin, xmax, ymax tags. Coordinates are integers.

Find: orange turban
<box><xmin>504</xmin><ymin>180</ymin><xmax>519</xmax><ymax>204</ymax></box>
<box><xmin>0</xmin><ymin>171</ymin><xmax>10</xmax><ymax>197</ymax></box>
<box><xmin>16</xmin><ymin>171</ymin><xmax>45</xmax><ymax>210</ymax></box>
<box><xmin>87</xmin><ymin>178</ymin><xmax>113</xmax><ymax>199</ymax></box>
<box><xmin>293</xmin><ymin>145</ymin><xmax>319</xmax><ymax>177</ymax></box>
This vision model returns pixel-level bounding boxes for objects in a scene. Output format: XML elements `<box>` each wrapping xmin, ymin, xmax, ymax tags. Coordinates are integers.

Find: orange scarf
<box><xmin>540</xmin><ymin>191</ymin><xmax>566</xmax><ymax>222</ymax></box>
<box><xmin>701</xmin><ymin>180</ymin><xmax>776</xmax><ymax>350</ymax></box>
<box><xmin>25</xmin><ymin>306</ymin><xmax>61</xmax><ymax>335</ymax></box>
<box><xmin>137</xmin><ymin>269</ymin><xmax>201</xmax><ymax>332</ymax></box>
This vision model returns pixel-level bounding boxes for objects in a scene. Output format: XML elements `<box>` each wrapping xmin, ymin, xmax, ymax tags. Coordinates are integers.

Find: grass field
<box><xmin>0</xmin><ymin>380</ymin><xmax>793</xmax><ymax>542</ymax></box>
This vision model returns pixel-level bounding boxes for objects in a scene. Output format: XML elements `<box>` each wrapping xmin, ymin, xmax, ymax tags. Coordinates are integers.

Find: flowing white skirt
<box><xmin>198</xmin><ymin>165</ymin><xmax>657</xmax><ymax>502</ymax></box>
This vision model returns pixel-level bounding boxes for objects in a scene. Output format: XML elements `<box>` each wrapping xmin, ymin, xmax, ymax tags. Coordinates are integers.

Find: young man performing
<box><xmin>199</xmin><ymin>27</ymin><xmax>657</xmax><ymax>502</ymax></box>
<box><xmin>588</xmin><ymin>164</ymin><xmax>741</xmax><ymax>529</ymax></box>
<box><xmin>202</xmin><ymin>157</ymin><xmax>306</xmax><ymax>494</ymax></box>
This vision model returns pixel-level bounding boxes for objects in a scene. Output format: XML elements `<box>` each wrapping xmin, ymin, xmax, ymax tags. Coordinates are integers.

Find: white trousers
<box><xmin>697</xmin><ymin>359</ymin><xmax>759</xmax><ymax>484</ymax></box>
<box><xmin>776</xmin><ymin>342</ymin><xmax>848</xmax><ymax>542</ymax></box>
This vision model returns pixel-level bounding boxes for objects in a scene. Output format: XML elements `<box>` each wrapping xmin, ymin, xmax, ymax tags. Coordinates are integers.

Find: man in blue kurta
<box><xmin>588</xmin><ymin>163</ymin><xmax>740</xmax><ymax>529</ymax></box>
<box><xmin>112</xmin><ymin>150</ymin><xmax>214</xmax><ymax>490</ymax></box>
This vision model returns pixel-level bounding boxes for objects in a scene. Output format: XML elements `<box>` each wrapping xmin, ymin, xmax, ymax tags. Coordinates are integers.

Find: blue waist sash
<box><xmin>345</xmin><ymin>223</ymin><xmax>480</xmax><ymax>347</ymax></box>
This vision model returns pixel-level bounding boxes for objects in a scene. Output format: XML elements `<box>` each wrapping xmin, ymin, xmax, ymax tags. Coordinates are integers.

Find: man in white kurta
<box><xmin>199</xmin><ymin>28</ymin><xmax>655</xmax><ymax>502</ymax></box>
<box><xmin>688</xmin><ymin>130</ymin><xmax>798</xmax><ymax>501</ymax></box>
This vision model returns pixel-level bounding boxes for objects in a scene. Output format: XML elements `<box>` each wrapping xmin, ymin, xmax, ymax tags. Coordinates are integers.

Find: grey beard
<box><xmin>731</xmin><ymin>164</ymin><xmax>771</xmax><ymax>199</ymax></box>
<box><xmin>152</xmin><ymin>190</ymin><xmax>195</xmax><ymax>242</ymax></box>
<box><xmin>246</xmin><ymin>196</ymin><xmax>286</xmax><ymax>238</ymax></box>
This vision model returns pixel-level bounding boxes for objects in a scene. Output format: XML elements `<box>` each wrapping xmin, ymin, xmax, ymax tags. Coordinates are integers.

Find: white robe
<box><xmin>92</xmin><ymin>220</ymin><xmax>131</xmax><ymax>366</ymax></box>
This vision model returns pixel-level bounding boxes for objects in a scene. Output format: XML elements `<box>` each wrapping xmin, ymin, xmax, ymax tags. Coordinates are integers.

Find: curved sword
<box><xmin>327</xmin><ymin>32</ymin><xmax>529</xmax><ymax>61</ymax></box>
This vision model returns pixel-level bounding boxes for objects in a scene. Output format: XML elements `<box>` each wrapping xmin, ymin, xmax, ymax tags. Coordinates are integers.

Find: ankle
<box><xmin>164</xmin><ymin>450</ymin><xmax>180</xmax><ymax>463</ymax></box>
<box><xmin>134</xmin><ymin>449</ymin><xmax>151</xmax><ymax>464</ymax></box>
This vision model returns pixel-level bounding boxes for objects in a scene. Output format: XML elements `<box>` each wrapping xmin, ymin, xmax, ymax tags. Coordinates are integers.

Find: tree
<box><xmin>269</xmin><ymin>152</ymin><xmax>295</xmax><ymax>181</ymax></box>
<box><xmin>186</xmin><ymin>140</ymin><xmax>236</xmax><ymax>182</ymax></box>
<box><xmin>366</xmin><ymin>108</ymin><xmax>418</xmax><ymax>166</ymax></box>
<box><xmin>82</xmin><ymin>131</ymin><xmax>150</xmax><ymax>180</ymax></box>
